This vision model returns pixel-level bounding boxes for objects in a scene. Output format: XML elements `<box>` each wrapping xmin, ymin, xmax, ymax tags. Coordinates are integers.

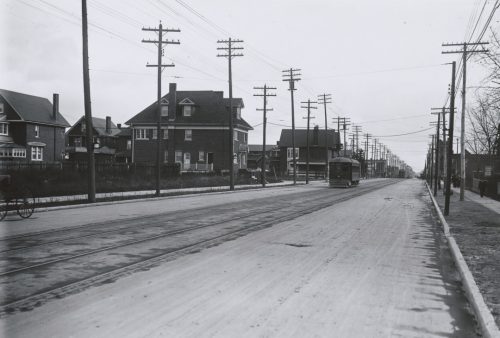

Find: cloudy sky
<box><xmin>1</xmin><ymin>0</ymin><xmax>498</xmax><ymax>172</ymax></box>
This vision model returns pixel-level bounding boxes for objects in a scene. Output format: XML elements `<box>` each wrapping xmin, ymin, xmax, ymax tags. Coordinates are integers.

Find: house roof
<box><xmin>278</xmin><ymin>128</ymin><xmax>340</xmax><ymax>148</ymax></box>
<box><xmin>0</xmin><ymin>89</ymin><xmax>70</xmax><ymax>127</ymax></box>
<box><xmin>116</xmin><ymin>127</ymin><xmax>131</xmax><ymax>137</ymax></box>
<box><xmin>66</xmin><ymin>116</ymin><xmax>121</xmax><ymax>137</ymax></box>
<box><xmin>126</xmin><ymin>90</ymin><xmax>252</xmax><ymax>130</ymax></box>
<box><xmin>248</xmin><ymin>144</ymin><xmax>277</xmax><ymax>152</ymax></box>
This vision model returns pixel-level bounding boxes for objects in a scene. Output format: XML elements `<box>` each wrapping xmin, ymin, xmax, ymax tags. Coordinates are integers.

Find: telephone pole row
<box><xmin>332</xmin><ymin>117</ymin><xmax>350</xmax><ymax>157</ymax></box>
<box><xmin>442</xmin><ymin>41</ymin><xmax>489</xmax><ymax>201</ymax></box>
<box><xmin>254</xmin><ymin>85</ymin><xmax>276</xmax><ymax>188</ymax></box>
<box><xmin>282</xmin><ymin>68</ymin><xmax>301</xmax><ymax>184</ymax></box>
<box><xmin>217</xmin><ymin>38</ymin><xmax>244</xmax><ymax>191</ymax></box>
<box><xmin>142</xmin><ymin>22</ymin><xmax>180</xmax><ymax>197</ymax></box>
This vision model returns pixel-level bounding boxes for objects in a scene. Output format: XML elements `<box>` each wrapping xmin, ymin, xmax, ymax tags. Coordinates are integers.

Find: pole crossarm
<box><xmin>142</xmin><ymin>21</ymin><xmax>180</xmax><ymax>197</ymax></box>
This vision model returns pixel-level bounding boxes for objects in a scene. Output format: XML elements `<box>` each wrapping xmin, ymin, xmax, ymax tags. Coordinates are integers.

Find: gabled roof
<box><xmin>278</xmin><ymin>128</ymin><xmax>340</xmax><ymax>148</ymax></box>
<box><xmin>248</xmin><ymin>144</ymin><xmax>277</xmax><ymax>152</ymax></box>
<box><xmin>0</xmin><ymin>89</ymin><xmax>70</xmax><ymax>127</ymax></box>
<box><xmin>66</xmin><ymin>116</ymin><xmax>121</xmax><ymax>137</ymax></box>
<box><xmin>126</xmin><ymin>90</ymin><xmax>252</xmax><ymax>130</ymax></box>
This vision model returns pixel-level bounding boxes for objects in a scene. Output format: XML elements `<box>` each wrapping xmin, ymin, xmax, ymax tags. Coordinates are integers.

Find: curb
<box><xmin>426</xmin><ymin>183</ymin><xmax>500</xmax><ymax>338</ymax></box>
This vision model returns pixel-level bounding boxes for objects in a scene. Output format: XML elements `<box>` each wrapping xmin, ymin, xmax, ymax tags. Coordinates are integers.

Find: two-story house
<box><xmin>126</xmin><ymin>83</ymin><xmax>253</xmax><ymax>172</ymax></box>
<box><xmin>0</xmin><ymin>89</ymin><xmax>70</xmax><ymax>163</ymax></box>
<box><xmin>65</xmin><ymin>116</ymin><xmax>122</xmax><ymax>162</ymax></box>
<box><xmin>278</xmin><ymin>126</ymin><xmax>340</xmax><ymax>177</ymax></box>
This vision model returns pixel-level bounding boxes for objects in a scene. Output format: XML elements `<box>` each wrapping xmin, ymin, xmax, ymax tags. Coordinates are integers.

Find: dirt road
<box><xmin>1</xmin><ymin>179</ymin><xmax>477</xmax><ymax>337</ymax></box>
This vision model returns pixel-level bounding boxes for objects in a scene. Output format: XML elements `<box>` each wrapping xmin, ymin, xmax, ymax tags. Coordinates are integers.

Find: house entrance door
<box><xmin>183</xmin><ymin>152</ymin><xmax>191</xmax><ymax>170</ymax></box>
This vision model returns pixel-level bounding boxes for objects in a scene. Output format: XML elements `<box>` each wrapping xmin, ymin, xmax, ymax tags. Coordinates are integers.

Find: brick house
<box><xmin>126</xmin><ymin>83</ymin><xmax>253</xmax><ymax>172</ymax></box>
<box><xmin>277</xmin><ymin>126</ymin><xmax>340</xmax><ymax>177</ymax></box>
<box><xmin>0</xmin><ymin>89</ymin><xmax>70</xmax><ymax>162</ymax></box>
<box><xmin>65</xmin><ymin>116</ymin><xmax>122</xmax><ymax>162</ymax></box>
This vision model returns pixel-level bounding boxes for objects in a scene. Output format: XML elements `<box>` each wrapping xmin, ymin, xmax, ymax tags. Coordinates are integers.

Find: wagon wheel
<box><xmin>15</xmin><ymin>187</ymin><xmax>35</xmax><ymax>219</ymax></box>
<box><xmin>0</xmin><ymin>191</ymin><xmax>7</xmax><ymax>221</ymax></box>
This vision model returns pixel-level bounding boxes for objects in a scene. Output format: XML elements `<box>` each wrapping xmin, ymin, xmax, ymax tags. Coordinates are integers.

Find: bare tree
<box><xmin>467</xmin><ymin>30</ymin><xmax>500</xmax><ymax>155</ymax></box>
<box><xmin>466</xmin><ymin>95</ymin><xmax>499</xmax><ymax>155</ymax></box>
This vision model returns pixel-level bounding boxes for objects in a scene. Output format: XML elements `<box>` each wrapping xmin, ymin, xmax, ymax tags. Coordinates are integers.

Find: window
<box><xmin>234</xmin><ymin>130</ymin><xmax>238</xmax><ymax>141</ymax></box>
<box><xmin>183</xmin><ymin>105</ymin><xmax>193</xmax><ymax>117</ymax></box>
<box><xmin>0</xmin><ymin>123</ymin><xmax>8</xmax><ymax>135</ymax></box>
<box><xmin>235</xmin><ymin>106</ymin><xmax>241</xmax><ymax>119</ymax></box>
<box><xmin>163</xmin><ymin>129</ymin><xmax>168</xmax><ymax>139</ymax></box>
<box><xmin>161</xmin><ymin>105</ymin><xmax>169</xmax><ymax>117</ymax></box>
<box><xmin>287</xmin><ymin>147</ymin><xmax>299</xmax><ymax>159</ymax></box>
<box><xmin>34</xmin><ymin>125</ymin><xmax>39</xmax><ymax>138</ymax></box>
<box><xmin>13</xmin><ymin>148</ymin><xmax>26</xmax><ymax>158</ymax></box>
<box><xmin>31</xmin><ymin>146</ymin><xmax>43</xmax><ymax>161</ymax></box>
<box><xmin>135</xmin><ymin>129</ymin><xmax>148</xmax><ymax>140</ymax></box>
<box><xmin>0</xmin><ymin>103</ymin><xmax>4</xmax><ymax>114</ymax></box>
<box><xmin>126</xmin><ymin>140</ymin><xmax>131</xmax><ymax>150</ymax></box>
<box><xmin>152</xmin><ymin>129</ymin><xmax>158</xmax><ymax>139</ymax></box>
<box><xmin>185</xmin><ymin>129</ymin><xmax>192</xmax><ymax>141</ymax></box>
<box><xmin>175</xmin><ymin>151</ymin><xmax>183</xmax><ymax>163</ymax></box>
<box><xmin>198</xmin><ymin>151</ymin><xmax>204</xmax><ymax>161</ymax></box>
<box><xmin>164</xmin><ymin>150</ymin><xmax>168</xmax><ymax>163</ymax></box>
<box><xmin>81</xmin><ymin>122</ymin><xmax>86</xmax><ymax>132</ymax></box>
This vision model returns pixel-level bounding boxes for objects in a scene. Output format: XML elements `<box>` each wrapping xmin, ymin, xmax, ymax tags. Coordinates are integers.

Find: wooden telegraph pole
<box><xmin>142</xmin><ymin>22</ymin><xmax>180</xmax><ymax>197</ymax></box>
<box><xmin>364</xmin><ymin>133</ymin><xmax>371</xmax><ymax>178</ymax></box>
<box><xmin>282</xmin><ymin>68</ymin><xmax>301</xmax><ymax>184</ymax></box>
<box><xmin>218</xmin><ymin>38</ymin><xmax>244</xmax><ymax>191</ymax></box>
<box><xmin>318</xmin><ymin>93</ymin><xmax>332</xmax><ymax>181</ymax></box>
<box><xmin>254</xmin><ymin>85</ymin><xmax>276</xmax><ymax>187</ymax></box>
<box><xmin>81</xmin><ymin>0</ymin><xmax>95</xmax><ymax>203</ymax></box>
<box><xmin>301</xmin><ymin>99</ymin><xmax>317</xmax><ymax>184</ymax></box>
<box><xmin>442</xmin><ymin>41</ymin><xmax>489</xmax><ymax>201</ymax></box>
<box><xmin>444</xmin><ymin>61</ymin><xmax>456</xmax><ymax>216</ymax></box>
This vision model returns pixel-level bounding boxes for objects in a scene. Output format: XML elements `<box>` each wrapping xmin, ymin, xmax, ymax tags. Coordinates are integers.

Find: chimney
<box><xmin>117</xmin><ymin>123</ymin><xmax>121</xmax><ymax>129</ymax></box>
<box><xmin>169</xmin><ymin>83</ymin><xmax>177</xmax><ymax>120</ymax></box>
<box><xmin>313</xmin><ymin>125</ymin><xmax>319</xmax><ymax>145</ymax></box>
<box><xmin>106</xmin><ymin>116</ymin><xmax>111</xmax><ymax>134</ymax></box>
<box><xmin>52</xmin><ymin>93</ymin><xmax>59</xmax><ymax>120</ymax></box>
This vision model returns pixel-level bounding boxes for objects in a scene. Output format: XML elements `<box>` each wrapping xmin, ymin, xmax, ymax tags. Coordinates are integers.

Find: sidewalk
<box><xmin>33</xmin><ymin>181</ymin><xmax>297</xmax><ymax>207</ymax></box>
<box><xmin>433</xmin><ymin>185</ymin><xmax>500</xmax><ymax>329</ymax></box>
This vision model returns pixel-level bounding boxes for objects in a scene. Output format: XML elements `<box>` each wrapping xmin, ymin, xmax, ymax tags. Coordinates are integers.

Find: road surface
<box><xmin>0</xmin><ymin>179</ymin><xmax>477</xmax><ymax>337</ymax></box>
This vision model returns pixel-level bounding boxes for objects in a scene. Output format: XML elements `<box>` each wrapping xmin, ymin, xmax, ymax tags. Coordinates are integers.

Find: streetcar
<box><xmin>329</xmin><ymin>157</ymin><xmax>360</xmax><ymax>188</ymax></box>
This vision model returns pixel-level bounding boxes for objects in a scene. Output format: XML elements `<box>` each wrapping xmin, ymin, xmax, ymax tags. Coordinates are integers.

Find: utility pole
<box><xmin>81</xmin><ymin>0</ymin><xmax>95</xmax><ymax>203</ymax></box>
<box><xmin>282</xmin><ymin>68</ymin><xmax>301</xmax><ymax>184</ymax></box>
<box><xmin>332</xmin><ymin>117</ymin><xmax>350</xmax><ymax>157</ymax></box>
<box><xmin>432</xmin><ymin>107</ymin><xmax>453</xmax><ymax>194</ymax></box>
<box><xmin>430</xmin><ymin>113</ymin><xmax>441</xmax><ymax>196</ymax></box>
<box><xmin>254</xmin><ymin>85</ymin><xmax>276</xmax><ymax>187</ymax></box>
<box><xmin>142</xmin><ymin>22</ymin><xmax>180</xmax><ymax>197</ymax></box>
<box><xmin>364</xmin><ymin>133</ymin><xmax>371</xmax><ymax>178</ymax></box>
<box><xmin>301</xmin><ymin>99</ymin><xmax>317</xmax><ymax>184</ymax></box>
<box><xmin>442</xmin><ymin>41</ymin><xmax>489</xmax><ymax>201</ymax></box>
<box><xmin>218</xmin><ymin>38</ymin><xmax>244</xmax><ymax>191</ymax></box>
<box><xmin>444</xmin><ymin>61</ymin><xmax>456</xmax><ymax>216</ymax></box>
<box><xmin>318</xmin><ymin>93</ymin><xmax>332</xmax><ymax>181</ymax></box>
<box><xmin>373</xmin><ymin>138</ymin><xmax>378</xmax><ymax>177</ymax></box>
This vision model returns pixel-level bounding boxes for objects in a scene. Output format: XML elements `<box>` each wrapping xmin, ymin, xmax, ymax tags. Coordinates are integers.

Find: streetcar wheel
<box><xmin>0</xmin><ymin>191</ymin><xmax>7</xmax><ymax>221</ymax></box>
<box><xmin>16</xmin><ymin>188</ymin><xmax>35</xmax><ymax>219</ymax></box>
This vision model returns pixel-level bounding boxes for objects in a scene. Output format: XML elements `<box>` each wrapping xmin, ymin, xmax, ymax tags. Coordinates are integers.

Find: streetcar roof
<box><xmin>329</xmin><ymin>157</ymin><xmax>360</xmax><ymax>165</ymax></box>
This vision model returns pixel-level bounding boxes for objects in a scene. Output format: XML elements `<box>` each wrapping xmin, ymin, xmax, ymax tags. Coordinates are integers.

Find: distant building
<box><xmin>126</xmin><ymin>83</ymin><xmax>253</xmax><ymax>172</ymax></box>
<box><xmin>277</xmin><ymin>126</ymin><xmax>340</xmax><ymax>177</ymax></box>
<box><xmin>247</xmin><ymin>144</ymin><xmax>280</xmax><ymax>173</ymax></box>
<box><xmin>0</xmin><ymin>89</ymin><xmax>70</xmax><ymax>162</ymax></box>
<box><xmin>65</xmin><ymin>116</ymin><xmax>122</xmax><ymax>162</ymax></box>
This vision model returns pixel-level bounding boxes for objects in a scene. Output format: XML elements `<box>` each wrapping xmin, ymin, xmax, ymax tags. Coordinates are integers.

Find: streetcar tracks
<box><xmin>0</xmin><ymin>180</ymin><xmax>399</xmax><ymax>315</ymax></box>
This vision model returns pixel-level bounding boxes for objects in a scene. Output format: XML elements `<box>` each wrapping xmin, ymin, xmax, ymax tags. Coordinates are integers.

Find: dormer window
<box><xmin>34</xmin><ymin>125</ymin><xmax>40</xmax><ymax>138</ymax></box>
<box><xmin>183</xmin><ymin>105</ymin><xmax>192</xmax><ymax>117</ymax></box>
<box><xmin>0</xmin><ymin>103</ymin><xmax>4</xmax><ymax>114</ymax></box>
<box><xmin>179</xmin><ymin>98</ymin><xmax>195</xmax><ymax>117</ymax></box>
<box><xmin>161</xmin><ymin>98</ymin><xmax>169</xmax><ymax>117</ymax></box>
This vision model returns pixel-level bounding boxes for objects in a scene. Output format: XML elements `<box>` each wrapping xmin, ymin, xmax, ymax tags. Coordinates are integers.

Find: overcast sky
<box><xmin>1</xmin><ymin>0</ymin><xmax>498</xmax><ymax>172</ymax></box>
